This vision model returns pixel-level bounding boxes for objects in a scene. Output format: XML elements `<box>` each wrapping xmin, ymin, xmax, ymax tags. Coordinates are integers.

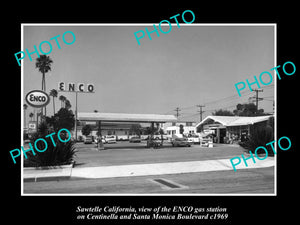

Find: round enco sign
<box><xmin>25</xmin><ymin>90</ymin><xmax>50</xmax><ymax>108</ymax></box>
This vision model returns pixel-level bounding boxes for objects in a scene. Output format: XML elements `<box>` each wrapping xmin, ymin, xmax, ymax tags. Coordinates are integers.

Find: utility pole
<box><xmin>254</xmin><ymin>89</ymin><xmax>263</xmax><ymax>112</ymax></box>
<box><xmin>197</xmin><ymin>105</ymin><xmax>205</xmax><ymax>122</ymax></box>
<box><xmin>174</xmin><ymin>107</ymin><xmax>181</xmax><ymax>118</ymax></box>
<box><xmin>58</xmin><ymin>90</ymin><xmax>94</xmax><ymax>141</ymax></box>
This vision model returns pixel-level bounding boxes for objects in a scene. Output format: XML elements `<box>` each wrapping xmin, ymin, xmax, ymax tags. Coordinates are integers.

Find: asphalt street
<box><xmin>23</xmin><ymin>141</ymin><xmax>275</xmax><ymax>194</ymax></box>
<box><xmin>72</xmin><ymin>142</ymin><xmax>247</xmax><ymax>167</ymax></box>
<box><xmin>24</xmin><ymin>167</ymin><xmax>274</xmax><ymax>194</ymax></box>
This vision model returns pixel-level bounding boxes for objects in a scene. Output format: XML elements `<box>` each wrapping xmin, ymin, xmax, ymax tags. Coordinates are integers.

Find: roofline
<box><xmin>195</xmin><ymin>115</ymin><xmax>229</xmax><ymax>127</ymax></box>
<box><xmin>196</xmin><ymin>115</ymin><xmax>273</xmax><ymax>128</ymax></box>
<box><xmin>78</xmin><ymin>112</ymin><xmax>177</xmax><ymax>123</ymax></box>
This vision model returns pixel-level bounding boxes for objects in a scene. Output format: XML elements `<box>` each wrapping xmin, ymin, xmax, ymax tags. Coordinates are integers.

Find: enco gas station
<box><xmin>58</xmin><ymin>81</ymin><xmax>177</xmax><ymax>149</ymax></box>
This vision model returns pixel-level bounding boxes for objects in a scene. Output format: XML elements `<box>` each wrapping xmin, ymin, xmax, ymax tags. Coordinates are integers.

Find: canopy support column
<box><xmin>97</xmin><ymin>120</ymin><xmax>104</xmax><ymax>150</ymax></box>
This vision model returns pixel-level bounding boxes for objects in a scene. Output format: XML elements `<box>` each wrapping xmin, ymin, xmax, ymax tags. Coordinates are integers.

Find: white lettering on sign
<box><xmin>58</xmin><ymin>82</ymin><xmax>95</xmax><ymax>93</ymax></box>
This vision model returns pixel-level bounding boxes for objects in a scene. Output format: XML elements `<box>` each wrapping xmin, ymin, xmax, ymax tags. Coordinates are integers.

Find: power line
<box><xmin>196</xmin><ymin>105</ymin><xmax>205</xmax><ymax>122</ymax></box>
<box><xmin>163</xmin><ymin>84</ymin><xmax>274</xmax><ymax>116</ymax></box>
<box><xmin>179</xmin><ymin>113</ymin><xmax>199</xmax><ymax>120</ymax></box>
<box><xmin>177</xmin><ymin>101</ymin><xmax>251</xmax><ymax>120</ymax></box>
<box><xmin>174</xmin><ymin>107</ymin><xmax>181</xmax><ymax>118</ymax></box>
<box><xmin>253</xmin><ymin>89</ymin><xmax>263</xmax><ymax>112</ymax></box>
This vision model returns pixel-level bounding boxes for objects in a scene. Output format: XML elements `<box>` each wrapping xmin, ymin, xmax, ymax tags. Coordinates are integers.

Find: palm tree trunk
<box><xmin>41</xmin><ymin>74</ymin><xmax>44</xmax><ymax>91</ymax></box>
<box><xmin>41</xmin><ymin>73</ymin><xmax>45</xmax><ymax>118</ymax></box>
<box><xmin>53</xmin><ymin>96</ymin><xmax>55</xmax><ymax>114</ymax></box>
<box><xmin>24</xmin><ymin>110</ymin><xmax>26</xmax><ymax>128</ymax></box>
<box><xmin>44</xmin><ymin>75</ymin><xmax>47</xmax><ymax>117</ymax></box>
<box><xmin>40</xmin><ymin>69</ymin><xmax>48</xmax><ymax>117</ymax></box>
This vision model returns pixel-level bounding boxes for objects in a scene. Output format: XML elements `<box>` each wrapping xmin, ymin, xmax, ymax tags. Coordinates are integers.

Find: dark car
<box><xmin>129</xmin><ymin>136</ymin><xmax>141</xmax><ymax>143</ymax></box>
<box><xmin>84</xmin><ymin>136</ymin><xmax>93</xmax><ymax>144</ymax></box>
<box><xmin>171</xmin><ymin>137</ymin><xmax>191</xmax><ymax>147</ymax></box>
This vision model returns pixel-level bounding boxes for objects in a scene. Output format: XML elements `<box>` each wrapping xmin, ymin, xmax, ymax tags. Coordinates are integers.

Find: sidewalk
<box><xmin>71</xmin><ymin>157</ymin><xmax>274</xmax><ymax>179</ymax></box>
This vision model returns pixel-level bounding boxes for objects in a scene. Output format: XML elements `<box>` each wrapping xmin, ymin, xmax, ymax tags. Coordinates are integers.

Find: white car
<box><xmin>186</xmin><ymin>134</ymin><xmax>200</xmax><ymax>144</ymax></box>
<box><xmin>105</xmin><ymin>135</ymin><xmax>117</xmax><ymax>144</ymax></box>
<box><xmin>117</xmin><ymin>135</ymin><xmax>128</xmax><ymax>141</ymax></box>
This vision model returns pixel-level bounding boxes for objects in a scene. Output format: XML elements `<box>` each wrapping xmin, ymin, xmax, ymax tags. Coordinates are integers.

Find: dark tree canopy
<box><xmin>212</xmin><ymin>103</ymin><xmax>268</xmax><ymax>117</ymax></box>
<box><xmin>50</xmin><ymin>108</ymin><xmax>75</xmax><ymax>132</ymax></box>
<box><xmin>81</xmin><ymin>124</ymin><xmax>92</xmax><ymax>136</ymax></box>
<box><xmin>212</xmin><ymin>109</ymin><xmax>234</xmax><ymax>116</ymax></box>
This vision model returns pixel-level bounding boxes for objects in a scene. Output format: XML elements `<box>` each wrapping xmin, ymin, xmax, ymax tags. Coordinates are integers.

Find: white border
<box><xmin>21</xmin><ymin>23</ymin><xmax>277</xmax><ymax>196</ymax></box>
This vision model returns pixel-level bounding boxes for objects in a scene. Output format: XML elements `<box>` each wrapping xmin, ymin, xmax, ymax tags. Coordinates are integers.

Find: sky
<box><xmin>23</xmin><ymin>24</ymin><xmax>275</xmax><ymax>123</ymax></box>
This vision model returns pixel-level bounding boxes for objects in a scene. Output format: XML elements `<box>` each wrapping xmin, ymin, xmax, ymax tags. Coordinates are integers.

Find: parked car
<box><xmin>117</xmin><ymin>135</ymin><xmax>129</xmax><ymax>141</ymax></box>
<box><xmin>171</xmin><ymin>137</ymin><xmax>191</xmax><ymax>147</ymax></box>
<box><xmin>187</xmin><ymin>134</ymin><xmax>200</xmax><ymax>144</ymax></box>
<box><xmin>129</xmin><ymin>136</ymin><xmax>141</xmax><ymax>143</ymax></box>
<box><xmin>186</xmin><ymin>136</ymin><xmax>194</xmax><ymax>143</ymax></box>
<box><xmin>84</xmin><ymin>136</ymin><xmax>93</xmax><ymax>144</ymax></box>
<box><xmin>77</xmin><ymin>135</ymin><xmax>84</xmax><ymax>142</ymax></box>
<box><xmin>152</xmin><ymin>134</ymin><xmax>168</xmax><ymax>140</ymax></box>
<box><xmin>105</xmin><ymin>135</ymin><xmax>117</xmax><ymax>144</ymax></box>
<box><xmin>140</xmin><ymin>135</ymin><xmax>149</xmax><ymax>140</ymax></box>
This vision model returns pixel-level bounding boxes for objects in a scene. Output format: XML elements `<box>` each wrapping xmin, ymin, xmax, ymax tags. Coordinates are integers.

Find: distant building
<box><xmin>162</xmin><ymin>120</ymin><xmax>197</xmax><ymax>137</ymax></box>
<box><xmin>195</xmin><ymin>115</ymin><xmax>274</xmax><ymax>143</ymax></box>
<box><xmin>76</xmin><ymin>121</ymin><xmax>140</xmax><ymax>140</ymax></box>
<box><xmin>76</xmin><ymin>112</ymin><xmax>177</xmax><ymax>141</ymax></box>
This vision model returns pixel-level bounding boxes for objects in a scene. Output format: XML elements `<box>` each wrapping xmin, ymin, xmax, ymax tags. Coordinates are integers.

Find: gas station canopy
<box><xmin>78</xmin><ymin>112</ymin><xmax>177</xmax><ymax>123</ymax></box>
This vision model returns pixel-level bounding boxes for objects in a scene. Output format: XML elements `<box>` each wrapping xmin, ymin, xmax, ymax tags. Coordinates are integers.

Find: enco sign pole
<box><xmin>58</xmin><ymin>82</ymin><xmax>95</xmax><ymax>141</ymax></box>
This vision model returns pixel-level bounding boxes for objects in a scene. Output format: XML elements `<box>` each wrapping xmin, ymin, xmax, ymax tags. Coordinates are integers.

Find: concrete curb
<box><xmin>23</xmin><ymin>164</ymin><xmax>73</xmax><ymax>182</ymax></box>
<box><xmin>71</xmin><ymin>157</ymin><xmax>274</xmax><ymax>179</ymax></box>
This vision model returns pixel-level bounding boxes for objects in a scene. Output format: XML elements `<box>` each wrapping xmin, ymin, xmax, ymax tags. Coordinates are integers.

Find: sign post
<box><xmin>25</xmin><ymin>90</ymin><xmax>50</xmax><ymax>130</ymax></box>
<box><xmin>58</xmin><ymin>82</ymin><xmax>95</xmax><ymax>141</ymax></box>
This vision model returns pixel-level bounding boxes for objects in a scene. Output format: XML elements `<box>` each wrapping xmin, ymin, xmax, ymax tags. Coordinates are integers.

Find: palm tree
<box><xmin>49</xmin><ymin>89</ymin><xmax>58</xmax><ymax>114</ymax></box>
<box><xmin>59</xmin><ymin>95</ymin><xmax>66</xmax><ymax>108</ymax></box>
<box><xmin>35</xmin><ymin>55</ymin><xmax>53</xmax><ymax>117</ymax></box>
<box><xmin>23</xmin><ymin>104</ymin><xmax>28</xmax><ymax>128</ymax></box>
<box><xmin>65</xmin><ymin>99</ymin><xmax>72</xmax><ymax>109</ymax></box>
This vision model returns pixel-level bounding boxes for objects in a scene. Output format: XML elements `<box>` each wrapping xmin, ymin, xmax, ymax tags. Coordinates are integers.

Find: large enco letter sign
<box><xmin>58</xmin><ymin>82</ymin><xmax>94</xmax><ymax>93</ymax></box>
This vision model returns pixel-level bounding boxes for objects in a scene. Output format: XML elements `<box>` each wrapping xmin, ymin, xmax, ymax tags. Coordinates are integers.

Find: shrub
<box><xmin>24</xmin><ymin>133</ymin><xmax>77</xmax><ymax>167</ymax></box>
<box><xmin>239</xmin><ymin>124</ymin><xmax>274</xmax><ymax>155</ymax></box>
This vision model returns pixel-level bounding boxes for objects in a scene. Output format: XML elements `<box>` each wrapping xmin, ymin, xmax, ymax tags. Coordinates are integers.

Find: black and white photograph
<box><xmin>4</xmin><ymin>5</ymin><xmax>298</xmax><ymax>224</ymax></box>
<box><xmin>21</xmin><ymin>24</ymin><xmax>276</xmax><ymax>195</ymax></box>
